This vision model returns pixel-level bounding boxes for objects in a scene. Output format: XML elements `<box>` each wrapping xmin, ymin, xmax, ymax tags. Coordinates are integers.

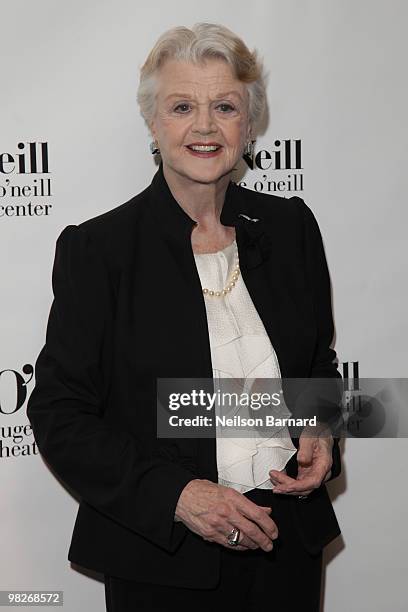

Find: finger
<box><xmin>217</xmin><ymin>519</ymin><xmax>259</xmax><ymax>550</ymax></box>
<box><xmin>233</xmin><ymin>500</ymin><xmax>278</xmax><ymax>548</ymax></box>
<box><xmin>269</xmin><ymin>471</ymin><xmax>298</xmax><ymax>487</ymax></box>
<box><xmin>298</xmin><ymin>456</ymin><xmax>332</xmax><ymax>482</ymax></box>
<box><xmin>273</xmin><ymin>473</ymin><xmax>321</xmax><ymax>494</ymax></box>
<box><xmin>203</xmin><ymin>495</ymin><xmax>275</xmax><ymax>551</ymax></box>
<box><xmin>199</xmin><ymin>514</ymin><xmax>258</xmax><ymax>551</ymax></box>
<box><xmin>236</xmin><ymin>510</ymin><xmax>277</xmax><ymax>550</ymax></box>
<box><xmin>214</xmin><ymin>526</ymin><xmax>252</xmax><ymax>552</ymax></box>
<box><xmin>270</xmin><ymin>456</ymin><xmax>328</xmax><ymax>491</ymax></box>
<box><xmin>297</xmin><ymin>438</ymin><xmax>316</xmax><ymax>464</ymax></box>
<box><xmin>269</xmin><ymin>470</ymin><xmax>321</xmax><ymax>491</ymax></box>
<box><xmin>217</xmin><ymin>517</ymin><xmax>263</xmax><ymax>551</ymax></box>
<box><xmin>273</xmin><ymin>464</ymin><xmax>324</xmax><ymax>493</ymax></box>
<box><xmin>227</xmin><ymin>513</ymin><xmax>275</xmax><ymax>552</ymax></box>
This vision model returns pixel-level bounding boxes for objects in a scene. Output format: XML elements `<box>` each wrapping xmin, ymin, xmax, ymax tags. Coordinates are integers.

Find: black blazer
<box><xmin>27</xmin><ymin>162</ymin><xmax>342</xmax><ymax>588</ymax></box>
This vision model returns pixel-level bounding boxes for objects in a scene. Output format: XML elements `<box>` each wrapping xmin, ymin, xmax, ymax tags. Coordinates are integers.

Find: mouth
<box><xmin>185</xmin><ymin>143</ymin><xmax>223</xmax><ymax>157</ymax></box>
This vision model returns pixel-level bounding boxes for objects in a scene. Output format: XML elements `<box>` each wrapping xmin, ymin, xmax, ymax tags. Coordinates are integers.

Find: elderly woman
<box><xmin>27</xmin><ymin>22</ymin><xmax>343</xmax><ymax>612</ymax></box>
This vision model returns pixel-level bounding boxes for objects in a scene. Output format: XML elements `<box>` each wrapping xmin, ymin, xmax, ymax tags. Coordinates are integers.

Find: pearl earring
<box><xmin>150</xmin><ymin>141</ymin><xmax>160</xmax><ymax>155</ymax></box>
<box><xmin>243</xmin><ymin>139</ymin><xmax>254</xmax><ymax>158</ymax></box>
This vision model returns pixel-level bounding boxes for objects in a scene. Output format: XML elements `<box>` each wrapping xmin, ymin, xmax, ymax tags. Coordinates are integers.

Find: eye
<box><xmin>174</xmin><ymin>103</ymin><xmax>191</xmax><ymax>113</ymax></box>
<box><xmin>216</xmin><ymin>103</ymin><xmax>235</xmax><ymax>113</ymax></box>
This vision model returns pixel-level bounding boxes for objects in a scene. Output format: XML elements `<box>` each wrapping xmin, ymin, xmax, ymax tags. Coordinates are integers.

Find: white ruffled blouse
<box><xmin>193</xmin><ymin>239</ymin><xmax>297</xmax><ymax>494</ymax></box>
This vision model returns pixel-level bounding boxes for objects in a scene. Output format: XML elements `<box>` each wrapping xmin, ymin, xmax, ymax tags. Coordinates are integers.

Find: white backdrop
<box><xmin>1</xmin><ymin>1</ymin><xmax>407</xmax><ymax>610</ymax></box>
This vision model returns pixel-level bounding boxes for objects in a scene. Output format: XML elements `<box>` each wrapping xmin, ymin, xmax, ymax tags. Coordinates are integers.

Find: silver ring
<box><xmin>226</xmin><ymin>527</ymin><xmax>240</xmax><ymax>546</ymax></box>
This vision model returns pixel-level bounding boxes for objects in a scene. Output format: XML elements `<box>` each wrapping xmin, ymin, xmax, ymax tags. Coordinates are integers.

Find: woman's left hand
<box><xmin>269</xmin><ymin>423</ymin><xmax>333</xmax><ymax>497</ymax></box>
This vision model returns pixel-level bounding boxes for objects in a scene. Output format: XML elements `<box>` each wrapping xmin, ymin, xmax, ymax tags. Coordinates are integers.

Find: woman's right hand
<box><xmin>174</xmin><ymin>479</ymin><xmax>278</xmax><ymax>552</ymax></box>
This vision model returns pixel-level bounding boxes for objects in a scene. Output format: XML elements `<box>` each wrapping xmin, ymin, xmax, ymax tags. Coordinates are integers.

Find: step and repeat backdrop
<box><xmin>1</xmin><ymin>1</ymin><xmax>407</xmax><ymax>610</ymax></box>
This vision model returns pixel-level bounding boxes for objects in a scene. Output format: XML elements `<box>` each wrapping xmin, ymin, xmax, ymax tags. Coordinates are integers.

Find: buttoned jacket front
<box><xmin>27</xmin><ymin>162</ymin><xmax>342</xmax><ymax>588</ymax></box>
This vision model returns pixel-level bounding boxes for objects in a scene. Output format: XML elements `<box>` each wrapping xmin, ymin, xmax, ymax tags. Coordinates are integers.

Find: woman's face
<box><xmin>149</xmin><ymin>58</ymin><xmax>251</xmax><ymax>186</ymax></box>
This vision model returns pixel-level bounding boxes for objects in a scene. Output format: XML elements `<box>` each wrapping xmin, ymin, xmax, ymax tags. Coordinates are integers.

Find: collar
<box><xmin>148</xmin><ymin>161</ymin><xmax>272</xmax><ymax>269</ymax></box>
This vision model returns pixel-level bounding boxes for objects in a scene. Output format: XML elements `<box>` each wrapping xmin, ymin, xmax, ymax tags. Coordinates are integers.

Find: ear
<box><xmin>149</xmin><ymin>128</ymin><xmax>157</xmax><ymax>143</ymax></box>
<box><xmin>148</xmin><ymin>118</ymin><xmax>157</xmax><ymax>143</ymax></box>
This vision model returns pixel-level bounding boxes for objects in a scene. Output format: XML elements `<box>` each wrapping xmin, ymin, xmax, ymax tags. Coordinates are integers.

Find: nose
<box><xmin>192</xmin><ymin>105</ymin><xmax>217</xmax><ymax>135</ymax></box>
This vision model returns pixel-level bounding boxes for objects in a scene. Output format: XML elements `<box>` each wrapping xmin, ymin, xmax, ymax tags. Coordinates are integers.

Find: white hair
<box><xmin>137</xmin><ymin>22</ymin><xmax>267</xmax><ymax>134</ymax></box>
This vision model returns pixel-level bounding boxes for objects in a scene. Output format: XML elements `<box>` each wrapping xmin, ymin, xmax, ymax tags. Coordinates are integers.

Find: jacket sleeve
<box><xmin>290</xmin><ymin>196</ymin><xmax>344</xmax><ymax>482</ymax></box>
<box><xmin>26</xmin><ymin>224</ymin><xmax>198</xmax><ymax>552</ymax></box>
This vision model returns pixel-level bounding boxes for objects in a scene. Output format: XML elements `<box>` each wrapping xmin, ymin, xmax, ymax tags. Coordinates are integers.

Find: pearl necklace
<box><xmin>201</xmin><ymin>243</ymin><xmax>240</xmax><ymax>297</ymax></box>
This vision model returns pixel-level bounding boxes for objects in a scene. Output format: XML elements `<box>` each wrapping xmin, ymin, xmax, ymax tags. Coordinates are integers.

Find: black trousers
<box><xmin>104</xmin><ymin>488</ymin><xmax>323</xmax><ymax>612</ymax></box>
